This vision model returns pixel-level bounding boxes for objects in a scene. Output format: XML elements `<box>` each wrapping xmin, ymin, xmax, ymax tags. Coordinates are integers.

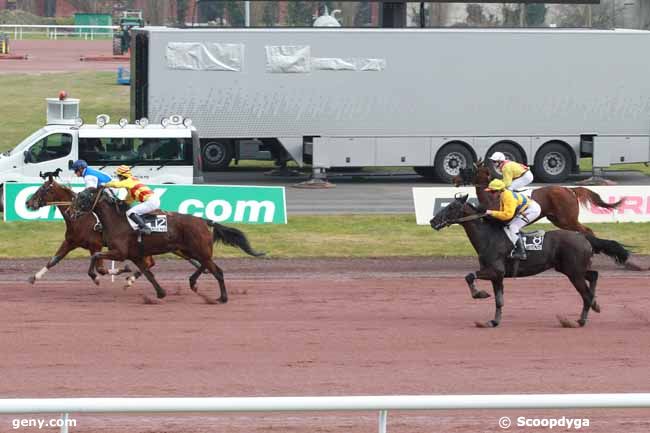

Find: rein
<box><xmin>89</xmin><ymin>188</ymin><xmax>104</xmax><ymax>213</ymax></box>
<box><xmin>46</xmin><ymin>201</ymin><xmax>72</xmax><ymax>206</ymax></box>
<box><xmin>448</xmin><ymin>213</ymin><xmax>487</xmax><ymax>225</ymax></box>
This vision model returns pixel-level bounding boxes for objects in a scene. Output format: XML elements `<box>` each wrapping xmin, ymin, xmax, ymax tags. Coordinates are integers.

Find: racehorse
<box><xmin>26</xmin><ymin>171</ymin><xmax>207</xmax><ymax>287</ymax></box>
<box><xmin>25</xmin><ymin>170</ymin><xmax>135</xmax><ymax>283</ymax></box>
<box><xmin>453</xmin><ymin>159</ymin><xmax>624</xmax><ymax>235</ymax></box>
<box><xmin>430</xmin><ymin>194</ymin><xmax>631</xmax><ymax>328</ymax></box>
<box><xmin>70</xmin><ymin>187</ymin><xmax>265</xmax><ymax>303</ymax></box>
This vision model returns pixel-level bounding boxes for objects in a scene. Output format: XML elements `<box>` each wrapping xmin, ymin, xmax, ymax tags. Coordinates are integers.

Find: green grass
<box><xmin>1</xmin><ymin>214</ymin><xmax>648</xmax><ymax>259</ymax></box>
<box><xmin>0</xmin><ymin>72</ymin><xmax>129</xmax><ymax>153</ymax></box>
<box><xmin>580</xmin><ymin>158</ymin><xmax>650</xmax><ymax>176</ymax></box>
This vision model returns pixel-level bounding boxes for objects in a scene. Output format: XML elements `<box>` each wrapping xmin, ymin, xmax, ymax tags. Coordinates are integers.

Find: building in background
<box><xmin>0</xmin><ymin>1</ymin><xmax>646</xmax><ymax>29</ymax></box>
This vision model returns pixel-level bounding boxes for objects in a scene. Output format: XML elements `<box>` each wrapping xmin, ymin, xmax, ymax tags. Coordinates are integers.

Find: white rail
<box><xmin>0</xmin><ymin>24</ymin><xmax>118</xmax><ymax>40</ymax></box>
<box><xmin>1</xmin><ymin>393</ymin><xmax>649</xmax><ymax>433</ymax></box>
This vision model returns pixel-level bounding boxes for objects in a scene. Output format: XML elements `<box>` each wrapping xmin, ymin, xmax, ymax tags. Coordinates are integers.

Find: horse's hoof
<box><xmin>190</xmin><ymin>284</ymin><xmax>198</xmax><ymax>293</ymax></box>
<box><xmin>27</xmin><ymin>276</ymin><xmax>36</xmax><ymax>285</ymax></box>
<box><xmin>578</xmin><ymin>319</ymin><xmax>587</xmax><ymax>327</ymax></box>
<box><xmin>92</xmin><ymin>278</ymin><xmax>100</xmax><ymax>286</ymax></box>
<box><xmin>142</xmin><ymin>295</ymin><xmax>162</xmax><ymax>305</ymax></box>
<box><xmin>156</xmin><ymin>291</ymin><xmax>166</xmax><ymax>299</ymax></box>
<box><xmin>219</xmin><ymin>297</ymin><xmax>228</xmax><ymax>304</ymax></box>
<box><xmin>591</xmin><ymin>302</ymin><xmax>601</xmax><ymax>313</ymax></box>
<box><xmin>557</xmin><ymin>315</ymin><xmax>580</xmax><ymax>328</ymax></box>
<box><xmin>473</xmin><ymin>290</ymin><xmax>491</xmax><ymax>299</ymax></box>
<box><xmin>624</xmin><ymin>260</ymin><xmax>643</xmax><ymax>271</ymax></box>
<box><xmin>198</xmin><ymin>293</ymin><xmax>219</xmax><ymax>304</ymax></box>
<box><xmin>475</xmin><ymin>321</ymin><xmax>494</xmax><ymax>328</ymax></box>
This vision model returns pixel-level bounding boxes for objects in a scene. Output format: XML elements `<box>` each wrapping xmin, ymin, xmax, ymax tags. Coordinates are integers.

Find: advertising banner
<box><xmin>3</xmin><ymin>183</ymin><xmax>287</xmax><ymax>224</ymax></box>
<box><xmin>413</xmin><ymin>186</ymin><xmax>650</xmax><ymax>225</ymax></box>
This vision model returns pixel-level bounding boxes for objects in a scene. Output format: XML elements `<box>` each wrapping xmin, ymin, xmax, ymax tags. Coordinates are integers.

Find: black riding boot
<box><xmin>129</xmin><ymin>213</ymin><xmax>151</xmax><ymax>235</ymax></box>
<box><xmin>510</xmin><ymin>235</ymin><xmax>527</xmax><ymax>260</ymax></box>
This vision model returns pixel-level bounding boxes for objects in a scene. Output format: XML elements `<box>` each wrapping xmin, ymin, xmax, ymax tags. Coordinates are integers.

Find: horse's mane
<box><xmin>54</xmin><ymin>181</ymin><xmax>76</xmax><ymax>197</ymax></box>
<box><xmin>97</xmin><ymin>189</ymin><xmax>130</xmax><ymax>215</ymax></box>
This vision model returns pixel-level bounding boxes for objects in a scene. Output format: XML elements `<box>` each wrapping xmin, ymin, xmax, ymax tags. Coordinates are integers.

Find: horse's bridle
<box><xmin>32</xmin><ymin>182</ymin><xmax>72</xmax><ymax>208</ymax></box>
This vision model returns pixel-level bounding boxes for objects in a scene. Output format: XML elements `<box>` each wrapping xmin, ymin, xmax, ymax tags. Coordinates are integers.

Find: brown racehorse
<box><xmin>25</xmin><ymin>171</ymin><xmax>135</xmax><ymax>284</ymax></box>
<box><xmin>26</xmin><ymin>172</ymin><xmax>208</xmax><ymax>287</ymax></box>
<box><xmin>453</xmin><ymin>159</ymin><xmax>624</xmax><ymax>235</ymax></box>
<box><xmin>70</xmin><ymin>187</ymin><xmax>264</xmax><ymax>303</ymax></box>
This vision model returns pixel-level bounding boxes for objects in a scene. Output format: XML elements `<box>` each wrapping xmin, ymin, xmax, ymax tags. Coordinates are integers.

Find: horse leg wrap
<box><xmin>47</xmin><ymin>255</ymin><xmax>61</xmax><ymax>267</ymax></box>
<box><xmin>465</xmin><ymin>272</ymin><xmax>476</xmax><ymax>286</ymax></box>
<box><xmin>35</xmin><ymin>267</ymin><xmax>48</xmax><ymax>280</ymax></box>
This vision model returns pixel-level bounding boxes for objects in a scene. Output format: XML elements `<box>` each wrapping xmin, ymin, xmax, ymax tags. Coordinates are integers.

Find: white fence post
<box><xmin>378</xmin><ymin>410</ymin><xmax>388</xmax><ymax>433</ymax></box>
<box><xmin>60</xmin><ymin>412</ymin><xmax>69</xmax><ymax>433</ymax></box>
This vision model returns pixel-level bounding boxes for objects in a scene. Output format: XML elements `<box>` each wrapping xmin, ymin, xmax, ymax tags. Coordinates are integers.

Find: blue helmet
<box><xmin>71</xmin><ymin>159</ymin><xmax>88</xmax><ymax>172</ymax></box>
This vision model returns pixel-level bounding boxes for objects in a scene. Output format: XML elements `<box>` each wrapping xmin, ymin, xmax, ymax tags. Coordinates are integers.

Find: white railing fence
<box><xmin>0</xmin><ymin>25</ymin><xmax>118</xmax><ymax>40</ymax></box>
<box><xmin>1</xmin><ymin>393</ymin><xmax>650</xmax><ymax>433</ymax></box>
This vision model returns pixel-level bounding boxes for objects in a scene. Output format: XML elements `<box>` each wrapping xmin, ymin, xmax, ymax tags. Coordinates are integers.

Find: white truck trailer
<box><xmin>130</xmin><ymin>27</ymin><xmax>650</xmax><ymax>183</ymax></box>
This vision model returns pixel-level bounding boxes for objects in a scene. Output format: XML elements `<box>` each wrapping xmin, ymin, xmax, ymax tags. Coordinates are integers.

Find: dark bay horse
<box><xmin>25</xmin><ymin>171</ymin><xmax>134</xmax><ymax>283</ymax></box>
<box><xmin>453</xmin><ymin>159</ymin><xmax>623</xmax><ymax>235</ymax></box>
<box><xmin>430</xmin><ymin>194</ymin><xmax>630</xmax><ymax>328</ymax></box>
<box><xmin>71</xmin><ymin>187</ymin><xmax>264</xmax><ymax>303</ymax></box>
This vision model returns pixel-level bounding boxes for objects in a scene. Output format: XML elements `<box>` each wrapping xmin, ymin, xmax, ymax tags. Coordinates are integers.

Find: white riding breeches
<box><xmin>503</xmin><ymin>200</ymin><xmax>541</xmax><ymax>245</ymax></box>
<box><xmin>508</xmin><ymin>170</ymin><xmax>534</xmax><ymax>191</ymax></box>
<box><xmin>126</xmin><ymin>196</ymin><xmax>160</xmax><ymax>217</ymax></box>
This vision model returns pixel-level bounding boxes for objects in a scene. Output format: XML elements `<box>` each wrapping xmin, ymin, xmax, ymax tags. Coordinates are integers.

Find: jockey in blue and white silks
<box><xmin>70</xmin><ymin>159</ymin><xmax>111</xmax><ymax>189</ymax></box>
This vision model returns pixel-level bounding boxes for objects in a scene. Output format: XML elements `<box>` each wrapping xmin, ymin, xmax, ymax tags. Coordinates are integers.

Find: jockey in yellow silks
<box><xmin>489</xmin><ymin>151</ymin><xmax>534</xmax><ymax>191</ymax></box>
<box><xmin>484</xmin><ymin>179</ymin><xmax>541</xmax><ymax>260</ymax></box>
<box><xmin>105</xmin><ymin>165</ymin><xmax>159</xmax><ymax>235</ymax></box>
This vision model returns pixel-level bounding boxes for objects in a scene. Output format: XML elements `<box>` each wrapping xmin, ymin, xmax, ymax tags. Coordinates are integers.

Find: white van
<box><xmin>0</xmin><ymin>97</ymin><xmax>203</xmax><ymax>189</ymax></box>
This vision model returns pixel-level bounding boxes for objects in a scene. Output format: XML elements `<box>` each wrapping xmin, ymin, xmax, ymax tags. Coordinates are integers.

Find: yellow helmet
<box><xmin>485</xmin><ymin>179</ymin><xmax>506</xmax><ymax>191</ymax></box>
<box><xmin>115</xmin><ymin>165</ymin><xmax>132</xmax><ymax>177</ymax></box>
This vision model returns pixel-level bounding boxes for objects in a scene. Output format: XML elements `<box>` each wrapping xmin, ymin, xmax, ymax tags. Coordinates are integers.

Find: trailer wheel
<box><xmin>201</xmin><ymin>140</ymin><xmax>233</xmax><ymax>171</ymax></box>
<box><xmin>112</xmin><ymin>35</ymin><xmax>122</xmax><ymax>55</ymax></box>
<box><xmin>433</xmin><ymin>143</ymin><xmax>474</xmax><ymax>183</ymax></box>
<box><xmin>533</xmin><ymin>142</ymin><xmax>571</xmax><ymax>183</ymax></box>
<box><xmin>489</xmin><ymin>142</ymin><xmax>525</xmax><ymax>163</ymax></box>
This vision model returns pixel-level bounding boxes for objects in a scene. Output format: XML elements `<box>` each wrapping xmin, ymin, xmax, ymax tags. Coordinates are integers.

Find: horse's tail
<box><xmin>208</xmin><ymin>221</ymin><xmax>265</xmax><ymax>257</ymax></box>
<box><xmin>571</xmin><ymin>187</ymin><xmax>624</xmax><ymax>210</ymax></box>
<box><xmin>584</xmin><ymin>234</ymin><xmax>630</xmax><ymax>265</ymax></box>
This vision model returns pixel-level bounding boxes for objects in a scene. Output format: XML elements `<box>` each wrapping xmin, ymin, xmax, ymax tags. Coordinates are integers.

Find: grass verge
<box><xmin>1</xmin><ymin>214</ymin><xmax>649</xmax><ymax>259</ymax></box>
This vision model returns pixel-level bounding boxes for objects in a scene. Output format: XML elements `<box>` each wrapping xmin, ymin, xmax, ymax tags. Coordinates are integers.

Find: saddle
<box><xmin>126</xmin><ymin>211</ymin><xmax>168</xmax><ymax>233</ymax></box>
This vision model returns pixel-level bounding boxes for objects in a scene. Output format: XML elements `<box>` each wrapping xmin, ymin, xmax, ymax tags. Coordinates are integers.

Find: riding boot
<box><xmin>510</xmin><ymin>235</ymin><xmax>527</xmax><ymax>260</ymax></box>
<box><xmin>129</xmin><ymin>213</ymin><xmax>152</xmax><ymax>235</ymax></box>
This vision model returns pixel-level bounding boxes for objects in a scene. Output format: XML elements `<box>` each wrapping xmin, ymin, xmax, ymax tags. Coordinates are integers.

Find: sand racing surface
<box><xmin>0</xmin><ymin>256</ymin><xmax>649</xmax><ymax>432</ymax></box>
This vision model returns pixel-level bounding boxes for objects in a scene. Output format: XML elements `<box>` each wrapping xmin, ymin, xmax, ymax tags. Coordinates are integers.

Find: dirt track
<box><xmin>0</xmin><ymin>40</ymin><xmax>127</xmax><ymax>74</ymax></box>
<box><xmin>1</xmin><ymin>257</ymin><xmax>649</xmax><ymax>432</ymax></box>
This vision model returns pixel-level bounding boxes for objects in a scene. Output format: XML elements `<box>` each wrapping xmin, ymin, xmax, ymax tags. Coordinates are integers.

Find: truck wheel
<box><xmin>112</xmin><ymin>35</ymin><xmax>122</xmax><ymax>55</ymax></box>
<box><xmin>434</xmin><ymin>143</ymin><xmax>474</xmax><ymax>183</ymax></box>
<box><xmin>489</xmin><ymin>142</ymin><xmax>525</xmax><ymax>163</ymax></box>
<box><xmin>201</xmin><ymin>140</ymin><xmax>233</xmax><ymax>171</ymax></box>
<box><xmin>533</xmin><ymin>142</ymin><xmax>572</xmax><ymax>183</ymax></box>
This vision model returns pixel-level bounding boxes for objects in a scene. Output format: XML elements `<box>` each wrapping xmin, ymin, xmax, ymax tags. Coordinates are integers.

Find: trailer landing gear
<box><xmin>293</xmin><ymin>168</ymin><xmax>335</xmax><ymax>189</ymax></box>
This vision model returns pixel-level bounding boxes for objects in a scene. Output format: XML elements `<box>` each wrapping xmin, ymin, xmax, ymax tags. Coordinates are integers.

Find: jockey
<box><xmin>70</xmin><ymin>159</ymin><xmax>111</xmax><ymax>189</ymax></box>
<box><xmin>489</xmin><ymin>151</ymin><xmax>534</xmax><ymax>191</ymax></box>
<box><xmin>104</xmin><ymin>165</ymin><xmax>159</xmax><ymax>235</ymax></box>
<box><xmin>484</xmin><ymin>179</ymin><xmax>541</xmax><ymax>260</ymax></box>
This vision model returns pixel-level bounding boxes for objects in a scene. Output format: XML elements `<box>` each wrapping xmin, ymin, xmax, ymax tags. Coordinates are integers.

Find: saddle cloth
<box><xmin>127</xmin><ymin>214</ymin><xmax>168</xmax><ymax>233</ymax></box>
<box><xmin>521</xmin><ymin>230</ymin><xmax>545</xmax><ymax>251</ymax></box>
